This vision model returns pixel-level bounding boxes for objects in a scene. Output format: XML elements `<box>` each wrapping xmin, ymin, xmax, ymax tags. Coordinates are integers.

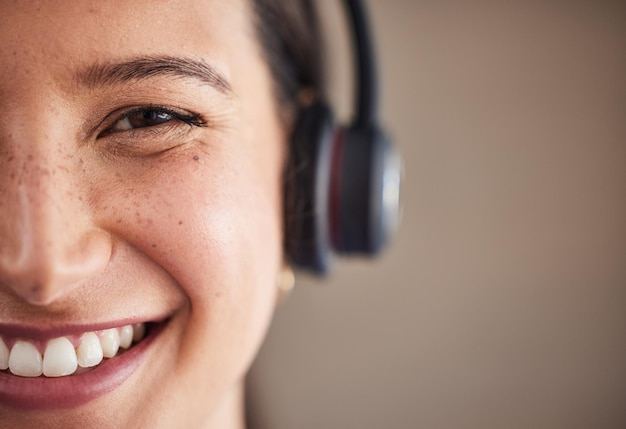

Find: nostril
<box><xmin>29</xmin><ymin>284</ymin><xmax>40</xmax><ymax>297</ymax></box>
<box><xmin>0</xmin><ymin>274</ymin><xmax>56</xmax><ymax>307</ymax></box>
<box><xmin>20</xmin><ymin>283</ymin><xmax>49</xmax><ymax>307</ymax></box>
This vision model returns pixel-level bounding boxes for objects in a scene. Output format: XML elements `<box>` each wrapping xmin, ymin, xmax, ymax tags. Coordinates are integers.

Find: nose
<box><xmin>0</xmin><ymin>135</ymin><xmax>111</xmax><ymax>306</ymax></box>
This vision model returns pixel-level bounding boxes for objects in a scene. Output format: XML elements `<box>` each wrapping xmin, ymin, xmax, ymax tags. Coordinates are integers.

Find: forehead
<box><xmin>0</xmin><ymin>0</ymin><xmax>252</xmax><ymax>87</ymax></box>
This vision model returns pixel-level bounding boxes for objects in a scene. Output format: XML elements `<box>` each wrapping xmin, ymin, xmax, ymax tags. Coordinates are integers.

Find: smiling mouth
<box><xmin>0</xmin><ymin>323</ymin><xmax>149</xmax><ymax>378</ymax></box>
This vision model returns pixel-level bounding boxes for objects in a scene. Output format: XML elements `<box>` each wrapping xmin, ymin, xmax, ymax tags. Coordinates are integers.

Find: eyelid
<box><xmin>96</xmin><ymin>105</ymin><xmax>207</xmax><ymax>139</ymax></box>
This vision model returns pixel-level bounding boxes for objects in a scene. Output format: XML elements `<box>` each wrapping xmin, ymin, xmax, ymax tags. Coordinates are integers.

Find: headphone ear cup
<box><xmin>285</xmin><ymin>101</ymin><xmax>336</xmax><ymax>274</ymax></box>
<box><xmin>332</xmin><ymin>124</ymin><xmax>400</xmax><ymax>255</ymax></box>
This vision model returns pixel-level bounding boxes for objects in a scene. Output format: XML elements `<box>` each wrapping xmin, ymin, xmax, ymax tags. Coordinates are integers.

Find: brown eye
<box><xmin>112</xmin><ymin>109</ymin><xmax>175</xmax><ymax>131</ymax></box>
<box><xmin>98</xmin><ymin>106</ymin><xmax>206</xmax><ymax>140</ymax></box>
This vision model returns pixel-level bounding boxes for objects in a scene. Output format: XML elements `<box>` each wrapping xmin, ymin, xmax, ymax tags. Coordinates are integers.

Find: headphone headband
<box><xmin>343</xmin><ymin>0</ymin><xmax>379</xmax><ymax>127</ymax></box>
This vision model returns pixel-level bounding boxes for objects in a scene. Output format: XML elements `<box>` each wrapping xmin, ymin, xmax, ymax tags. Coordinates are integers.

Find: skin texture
<box><xmin>0</xmin><ymin>1</ymin><xmax>284</xmax><ymax>428</ymax></box>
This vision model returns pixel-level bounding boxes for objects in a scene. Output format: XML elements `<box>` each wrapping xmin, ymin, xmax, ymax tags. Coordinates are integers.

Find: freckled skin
<box><xmin>0</xmin><ymin>1</ymin><xmax>285</xmax><ymax>428</ymax></box>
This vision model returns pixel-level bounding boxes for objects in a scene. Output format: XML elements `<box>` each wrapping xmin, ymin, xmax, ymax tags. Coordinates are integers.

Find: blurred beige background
<box><xmin>248</xmin><ymin>1</ymin><xmax>626</xmax><ymax>428</ymax></box>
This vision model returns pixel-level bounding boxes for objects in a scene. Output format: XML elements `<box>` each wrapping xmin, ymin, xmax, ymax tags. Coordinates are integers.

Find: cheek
<box><xmin>93</xmin><ymin>138</ymin><xmax>283</xmax><ymax>355</ymax></box>
<box><xmin>128</xmin><ymin>150</ymin><xmax>276</xmax><ymax>274</ymax></box>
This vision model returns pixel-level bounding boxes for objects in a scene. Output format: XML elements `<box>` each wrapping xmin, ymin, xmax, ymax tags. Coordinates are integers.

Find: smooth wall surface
<box><xmin>248</xmin><ymin>1</ymin><xmax>626</xmax><ymax>428</ymax></box>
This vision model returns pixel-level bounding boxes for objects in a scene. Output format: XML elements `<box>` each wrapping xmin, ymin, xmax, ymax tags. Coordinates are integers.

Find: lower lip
<box><xmin>0</xmin><ymin>321</ymin><xmax>165</xmax><ymax>410</ymax></box>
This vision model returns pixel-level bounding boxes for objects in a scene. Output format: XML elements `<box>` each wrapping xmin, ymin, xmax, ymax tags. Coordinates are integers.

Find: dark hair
<box><xmin>252</xmin><ymin>0</ymin><xmax>325</xmax><ymax>121</ymax></box>
<box><xmin>252</xmin><ymin>0</ymin><xmax>327</xmax><ymax>264</ymax></box>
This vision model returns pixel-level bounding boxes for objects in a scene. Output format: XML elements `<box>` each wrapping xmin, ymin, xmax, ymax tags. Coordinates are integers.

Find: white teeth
<box><xmin>43</xmin><ymin>337</ymin><xmax>78</xmax><ymax>377</ymax></box>
<box><xmin>77</xmin><ymin>332</ymin><xmax>104</xmax><ymax>368</ymax></box>
<box><xmin>119</xmin><ymin>325</ymin><xmax>133</xmax><ymax>349</ymax></box>
<box><xmin>1</xmin><ymin>322</ymin><xmax>149</xmax><ymax>378</ymax></box>
<box><xmin>100</xmin><ymin>328</ymin><xmax>120</xmax><ymax>358</ymax></box>
<box><xmin>0</xmin><ymin>337</ymin><xmax>9</xmax><ymax>370</ymax></box>
<box><xmin>133</xmin><ymin>323</ymin><xmax>146</xmax><ymax>342</ymax></box>
<box><xmin>9</xmin><ymin>340</ymin><xmax>42</xmax><ymax>377</ymax></box>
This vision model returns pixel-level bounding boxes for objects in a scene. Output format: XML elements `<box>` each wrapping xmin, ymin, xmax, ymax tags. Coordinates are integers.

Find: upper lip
<box><xmin>0</xmin><ymin>317</ymin><xmax>163</xmax><ymax>342</ymax></box>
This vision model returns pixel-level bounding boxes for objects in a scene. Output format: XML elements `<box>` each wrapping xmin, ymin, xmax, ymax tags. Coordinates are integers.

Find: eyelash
<box><xmin>98</xmin><ymin>105</ymin><xmax>207</xmax><ymax>139</ymax></box>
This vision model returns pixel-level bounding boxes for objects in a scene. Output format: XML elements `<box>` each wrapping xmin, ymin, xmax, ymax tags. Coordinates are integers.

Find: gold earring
<box><xmin>276</xmin><ymin>265</ymin><xmax>295</xmax><ymax>304</ymax></box>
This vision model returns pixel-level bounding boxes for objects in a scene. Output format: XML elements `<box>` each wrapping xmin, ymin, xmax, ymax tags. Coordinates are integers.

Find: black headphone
<box><xmin>285</xmin><ymin>0</ymin><xmax>401</xmax><ymax>274</ymax></box>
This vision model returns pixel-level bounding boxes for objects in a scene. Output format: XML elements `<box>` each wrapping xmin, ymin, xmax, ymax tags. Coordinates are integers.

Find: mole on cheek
<box><xmin>193</xmin><ymin>155</ymin><xmax>200</xmax><ymax>161</ymax></box>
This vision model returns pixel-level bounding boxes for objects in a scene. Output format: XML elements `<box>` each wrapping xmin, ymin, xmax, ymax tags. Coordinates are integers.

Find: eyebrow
<box><xmin>75</xmin><ymin>55</ymin><xmax>232</xmax><ymax>95</ymax></box>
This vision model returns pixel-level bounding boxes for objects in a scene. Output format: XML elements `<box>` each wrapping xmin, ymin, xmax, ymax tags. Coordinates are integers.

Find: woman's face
<box><xmin>0</xmin><ymin>1</ymin><xmax>284</xmax><ymax>427</ymax></box>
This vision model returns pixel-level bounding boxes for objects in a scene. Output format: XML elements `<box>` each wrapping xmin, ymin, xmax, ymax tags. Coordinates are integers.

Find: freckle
<box><xmin>27</xmin><ymin>154</ymin><xmax>33</xmax><ymax>161</ymax></box>
<box><xmin>152</xmin><ymin>244</ymin><xmax>157</xmax><ymax>248</ymax></box>
<box><xmin>78</xmin><ymin>196</ymin><xmax>83</xmax><ymax>201</ymax></box>
<box><xmin>116</xmin><ymin>218</ymin><xmax>122</xmax><ymax>224</ymax></box>
<box><xmin>178</xmin><ymin>220</ymin><xmax>183</xmax><ymax>225</ymax></box>
<box><xmin>193</xmin><ymin>155</ymin><xmax>200</xmax><ymax>161</ymax></box>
